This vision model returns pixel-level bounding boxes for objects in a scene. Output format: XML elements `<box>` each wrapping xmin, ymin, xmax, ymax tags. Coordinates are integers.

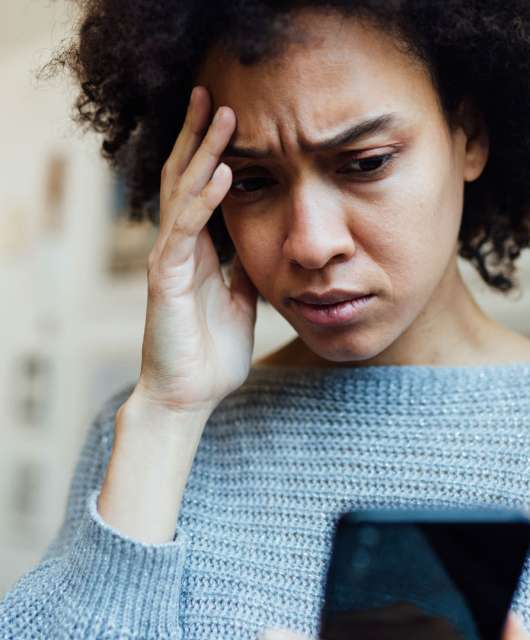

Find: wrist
<box><xmin>132</xmin><ymin>377</ymin><xmax>219</xmax><ymax>417</ymax></box>
<box><xmin>117</xmin><ymin>388</ymin><xmax>213</xmax><ymax>444</ymax></box>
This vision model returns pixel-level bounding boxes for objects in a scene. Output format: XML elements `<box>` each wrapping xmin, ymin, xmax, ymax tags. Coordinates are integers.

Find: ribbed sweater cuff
<box><xmin>65</xmin><ymin>489</ymin><xmax>187</xmax><ymax>639</ymax></box>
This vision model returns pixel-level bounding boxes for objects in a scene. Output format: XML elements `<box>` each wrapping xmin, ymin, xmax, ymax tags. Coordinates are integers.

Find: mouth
<box><xmin>290</xmin><ymin>288</ymin><xmax>372</xmax><ymax>305</ymax></box>
<box><xmin>289</xmin><ymin>291</ymin><xmax>376</xmax><ymax>327</ymax></box>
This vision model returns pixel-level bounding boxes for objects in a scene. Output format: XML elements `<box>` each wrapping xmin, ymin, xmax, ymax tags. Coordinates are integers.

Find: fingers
<box><xmin>154</xmin><ymin>84</ymin><xmax>236</xmax><ymax>268</ymax></box>
<box><xmin>159</xmin><ymin>85</ymin><xmax>236</xmax><ymax>231</ymax></box>
<box><xmin>159</xmin><ymin>162</ymin><xmax>232</xmax><ymax>267</ymax></box>
<box><xmin>503</xmin><ymin>611</ymin><xmax>530</xmax><ymax>640</ymax></box>
<box><xmin>179</xmin><ymin>106</ymin><xmax>236</xmax><ymax>197</ymax></box>
<box><xmin>160</xmin><ymin>85</ymin><xmax>210</xmax><ymax>208</ymax></box>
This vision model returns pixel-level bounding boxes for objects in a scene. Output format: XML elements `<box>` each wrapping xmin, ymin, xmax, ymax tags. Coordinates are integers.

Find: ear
<box><xmin>455</xmin><ymin>96</ymin><xmax>490</xmax><ymax>183</ymax></box>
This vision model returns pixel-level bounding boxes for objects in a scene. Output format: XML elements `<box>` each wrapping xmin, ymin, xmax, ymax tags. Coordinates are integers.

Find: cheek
<box><xmin>222</xmin><ymin>210</ymin><xmax>280</xmax><ymax>286</ymax></box>
<box><xmin>358</xmin><ymin>171</ymin><xmax>462</xmax><ymax>295</ymax></box>
<box><xmin>404</xmin><ymin>129</ymin><xmax>465</xmax><ymax>260</ymax></box>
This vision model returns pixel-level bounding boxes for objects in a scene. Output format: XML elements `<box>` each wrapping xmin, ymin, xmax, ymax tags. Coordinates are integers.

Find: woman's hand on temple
<box><xmin>133</xmin><ymin>84</ymin><xmax>258</xmax><ymax>416</ymax></box>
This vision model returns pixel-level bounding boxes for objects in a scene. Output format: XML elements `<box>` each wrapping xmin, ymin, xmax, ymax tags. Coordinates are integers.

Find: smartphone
<box><xmin>319</xmin><ymin>507</ymin><xmax>530</xmax><ymax>640</ymax></box>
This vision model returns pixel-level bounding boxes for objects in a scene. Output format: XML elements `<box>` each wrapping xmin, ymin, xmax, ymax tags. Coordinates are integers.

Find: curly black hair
<box><xmin>48</xmin><ymin>0</ymin><xmax>530</xmax><ymax>292</ymax></box>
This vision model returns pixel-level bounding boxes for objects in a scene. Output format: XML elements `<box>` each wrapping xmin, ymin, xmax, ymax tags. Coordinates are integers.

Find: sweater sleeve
<box><xmin>0</xmin><ymin>385</ymin><xmax>189</xmax><ymax>640</ymax></box>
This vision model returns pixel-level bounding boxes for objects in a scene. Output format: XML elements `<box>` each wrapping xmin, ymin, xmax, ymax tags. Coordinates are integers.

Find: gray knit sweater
<box><xmin>1</xmin><ymin>362</ymin><xmax>530</xmax><ymax>639</ymax></box>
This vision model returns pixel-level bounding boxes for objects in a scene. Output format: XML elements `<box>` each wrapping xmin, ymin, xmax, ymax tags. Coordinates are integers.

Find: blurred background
<box><xmin>1</xmin><ymin>0</ymin><xmax>530</xmax><ymax>599</ymax></box>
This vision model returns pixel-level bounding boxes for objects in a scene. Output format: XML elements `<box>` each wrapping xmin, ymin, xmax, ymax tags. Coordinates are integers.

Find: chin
<box><xmin>300</xmin><ymin>328</ymin><xmax>387</xmax><ymax>365</ymax></box>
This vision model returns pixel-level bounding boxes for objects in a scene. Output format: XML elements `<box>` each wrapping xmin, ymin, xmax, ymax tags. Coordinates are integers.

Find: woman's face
<box><xmin>197</xmin><ymin>9</ymin><xmax>489</xmax><ymax>364</ymax></box>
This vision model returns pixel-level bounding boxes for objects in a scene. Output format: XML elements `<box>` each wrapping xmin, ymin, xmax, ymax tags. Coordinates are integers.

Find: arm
<box><xmin>97</xmin><ymin>389</ymin><xmax>211</xmax><ymax>544</ymax></box>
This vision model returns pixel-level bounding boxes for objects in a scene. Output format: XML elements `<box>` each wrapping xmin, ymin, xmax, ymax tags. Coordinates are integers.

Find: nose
<box><xmin>281</xmin><ymin>182</ymin><xmax>356</xmax><ymax>270</ymax></box>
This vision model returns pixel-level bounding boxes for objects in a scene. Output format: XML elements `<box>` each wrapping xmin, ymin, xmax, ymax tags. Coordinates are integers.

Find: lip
<box><xmin>290</xmin><ymin>294</ymin><xmax>376</xmax><ymax>327</ymax></box>
<box><xmin>291</xmin><ymin>288</ymin><xmax>371</xmax><ymax>305</ymax></box>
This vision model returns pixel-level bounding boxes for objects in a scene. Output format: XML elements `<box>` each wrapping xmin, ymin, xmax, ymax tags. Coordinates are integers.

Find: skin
<box><xmin>197</xmin><ymin>8</ymin><xmax>530</xmax><ymax>368</ymax></box>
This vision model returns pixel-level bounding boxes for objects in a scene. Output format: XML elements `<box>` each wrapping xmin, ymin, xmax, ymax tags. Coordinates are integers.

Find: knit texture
<box><xmin>1</xmin><ymin>362</ymin><xmax>530</xmax><ymax>639</ymax></box>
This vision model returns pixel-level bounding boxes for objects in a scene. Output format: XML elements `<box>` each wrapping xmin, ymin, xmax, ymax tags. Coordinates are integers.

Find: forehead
<box><xmin>197</xmin><ymin>9</ymin><xmax>441</xmax><ymax>144</ymax></box>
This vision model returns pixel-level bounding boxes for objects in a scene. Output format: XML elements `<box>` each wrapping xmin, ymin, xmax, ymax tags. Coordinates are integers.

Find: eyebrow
<box><xmin>221</xmin><ymin>112</ymin><xmax>403</xmax><ymax>160</ymax></box>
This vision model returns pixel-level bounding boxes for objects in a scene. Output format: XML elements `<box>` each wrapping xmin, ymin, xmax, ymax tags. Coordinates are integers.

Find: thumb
<box><xmin>503</xmin><ymin>611</ymin><xmax>529</xmax><ymax>639</ymax></box>
<box><xmin>229</xmin><ymin>253</ymin><xmax>259</xmax><ymax>314</ymax></box>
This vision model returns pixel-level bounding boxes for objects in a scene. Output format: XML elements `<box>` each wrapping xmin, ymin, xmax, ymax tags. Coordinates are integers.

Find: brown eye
<box><xmin>232</xmin><ymin>178</ymin><xmax>272</xmax><ymax>193</ymax></box>
<box><xmin>338</xmin><ymin>153</ymin><xmax>394</xmax><ymax>175</ymax></box>
<box><xmin>230</xmin><ymin>176</ymin><xmax>276</xmax><ymax>197</ymax></box>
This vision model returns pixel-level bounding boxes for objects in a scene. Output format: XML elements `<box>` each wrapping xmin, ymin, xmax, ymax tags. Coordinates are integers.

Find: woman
<box><xmin>2</xmin><ymin>1</ymin><xmax>530</xmax><ymax>638</ymax></box>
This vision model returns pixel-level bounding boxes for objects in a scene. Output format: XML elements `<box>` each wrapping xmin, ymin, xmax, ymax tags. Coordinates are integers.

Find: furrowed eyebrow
<box><xmin>221</xmin><ymin>113</ymin><xmax>403</xmax><ymax>160</ymax></box>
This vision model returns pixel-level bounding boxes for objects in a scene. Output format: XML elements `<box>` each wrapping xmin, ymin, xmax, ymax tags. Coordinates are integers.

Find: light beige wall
<box><xmin>0</xmin><ymin>0</ymin><xmax>74</xmax><ymax>61</ymax></box>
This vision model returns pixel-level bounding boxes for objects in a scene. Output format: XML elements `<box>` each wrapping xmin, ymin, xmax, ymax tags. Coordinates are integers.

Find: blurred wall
<box><xmin>1</xmin><ymin>0</ymin><xmax>529</xmax><ymax>598</ymax></box>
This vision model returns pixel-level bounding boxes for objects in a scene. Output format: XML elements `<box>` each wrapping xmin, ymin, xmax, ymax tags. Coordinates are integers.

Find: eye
<box><xmin>229</xmin><ymin>176</ymin><xmax>276</xmax><ymax>198</ymax></box>
<box><xmin>338</xmin><ymin>152</ymin><xmax>395</xmax><ymax>176</ymax></box>
<box><xmin>228</xmin><ymin>151</ymin><xmax>396</xmax><ymax>200</ymax></box>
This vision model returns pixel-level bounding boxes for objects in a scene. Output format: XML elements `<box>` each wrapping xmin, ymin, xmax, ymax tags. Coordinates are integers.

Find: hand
<box><xmin>503</xmin><ymin>611</ymin><xmax>530</xmax><ymax>640</ymax></box>
<box><xmin>134</xmin><ymin>85</ymin><xmax>258</xmax><ymax>415</ymax></box>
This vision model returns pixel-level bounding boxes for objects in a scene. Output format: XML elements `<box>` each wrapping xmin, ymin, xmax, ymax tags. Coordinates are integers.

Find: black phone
<box><xmin>319</xmin><ymin>508</ymin><xmax>530</xmax><ymax>640</ymax></box>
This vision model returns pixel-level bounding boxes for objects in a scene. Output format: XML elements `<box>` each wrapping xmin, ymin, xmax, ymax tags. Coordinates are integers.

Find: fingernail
<box><xmin>214</xmin><ymin>107</ymin><xmax>224</xmax><ymax>124</ymax></box>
